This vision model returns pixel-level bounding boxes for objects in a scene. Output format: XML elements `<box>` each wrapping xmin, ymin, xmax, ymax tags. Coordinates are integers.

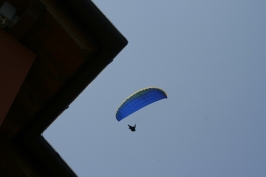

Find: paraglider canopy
<box><xmin>116</xmin><ymin>87</ymin><xmax>167</xmax><ymax>121</ymax></box>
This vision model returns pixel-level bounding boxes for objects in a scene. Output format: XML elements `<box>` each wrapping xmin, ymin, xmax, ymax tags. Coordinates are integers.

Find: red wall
<box><xmin>0</xmin><ymin>30</ymin><xmax>36</xmax><ymax>126</ymax></box>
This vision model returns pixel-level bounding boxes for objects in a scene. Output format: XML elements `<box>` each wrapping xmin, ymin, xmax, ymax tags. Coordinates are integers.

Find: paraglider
<box><xmin>116</xmin><ymin>87</ymin><xmax>167</xmax><ymax>131</ymax></box>
<box><xmin>128</xmin><ymin>124</ymin><xmax>136</xmax><ymax>132</ymax></box>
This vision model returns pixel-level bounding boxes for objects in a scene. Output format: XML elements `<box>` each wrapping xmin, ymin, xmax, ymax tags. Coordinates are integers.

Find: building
<box><xmin>0</xmin><ymin>0</ymin><xmax>127</xmax><ymax>176</ymax></box>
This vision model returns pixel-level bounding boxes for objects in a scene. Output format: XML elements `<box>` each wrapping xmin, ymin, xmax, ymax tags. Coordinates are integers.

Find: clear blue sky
<box><xmin>44</xmin><ymin>1</ymin><xmax>266</xmax><ymax>176</ymax></box>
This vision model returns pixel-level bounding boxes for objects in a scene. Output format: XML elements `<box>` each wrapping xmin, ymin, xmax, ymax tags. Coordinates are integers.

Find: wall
<box><xmin>0</xmin><ymin>29</ymin><xmax>35</xmax><ymax>126</ymax></box>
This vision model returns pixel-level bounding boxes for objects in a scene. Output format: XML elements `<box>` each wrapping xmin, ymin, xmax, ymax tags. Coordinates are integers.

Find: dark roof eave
<box><xmin>12</xmin><ymin>1</ymin><xmax>127</xmax><ymax>176</ymax></box>
<box><xmin>19</xmin><ymin>0</ymin><xmax>127</xmax><ymax>137</ymax></box>
<box><xmin>52</xmin><ymin>0</ymin><xmax>128</xmax><ymax>55</ymax></box>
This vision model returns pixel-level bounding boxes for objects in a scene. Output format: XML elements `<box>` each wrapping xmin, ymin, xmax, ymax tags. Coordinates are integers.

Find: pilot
<box><xmin>128</xmin><ymin>124</ymin><xmax>136</xmax><ymax>132</ymax></box>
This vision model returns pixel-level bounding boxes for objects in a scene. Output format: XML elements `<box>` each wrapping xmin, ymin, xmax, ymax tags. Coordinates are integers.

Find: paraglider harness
<box><xmin>128</xmin><ymin>124</ymin><xmax>136</xmax><ymax>132</ymax></box>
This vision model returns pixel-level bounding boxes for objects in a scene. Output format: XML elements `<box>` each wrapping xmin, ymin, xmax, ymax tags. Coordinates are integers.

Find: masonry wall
<box><xmin>0</xmin><ymin>29</ymin><xmax>35</xmax><ymax>126</ymax></box>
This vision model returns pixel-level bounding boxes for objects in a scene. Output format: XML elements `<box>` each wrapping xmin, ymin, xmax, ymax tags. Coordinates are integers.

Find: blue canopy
<box><xmin>116</xmin><ymin>87</ymin><xmax>167</xmax><ymax>121</ymax></box>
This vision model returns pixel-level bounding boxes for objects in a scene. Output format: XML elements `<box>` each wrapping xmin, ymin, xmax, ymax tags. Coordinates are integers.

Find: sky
<box><xmin>44</xmin><ymin>1</ymin><xmax>266</xmax><ymax>176</ymax></box>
